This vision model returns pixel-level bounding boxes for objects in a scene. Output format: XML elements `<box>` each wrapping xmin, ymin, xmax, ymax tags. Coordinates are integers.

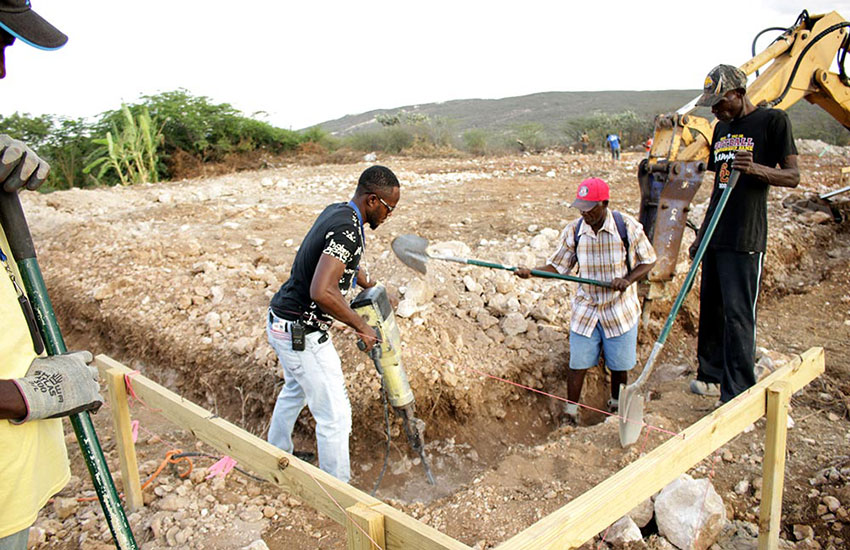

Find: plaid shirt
<box><xmin>547</xmin><ymin>210</ymin><xmax>656</xmax><ymax>338</ymax></box>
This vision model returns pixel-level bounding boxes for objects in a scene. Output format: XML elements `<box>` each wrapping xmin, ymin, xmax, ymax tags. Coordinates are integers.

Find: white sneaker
<box><xmin>607</xmin><ymin>398</ymin><xmax>619</xmax><ymax>413</ymax></box>
<box><xmin>563</xmin><ymin>402</ymin><xmax>579</xmax><ymax>425</ymax></box>
<box><xmin>689</xmin><ymin>380</ymin><xmax>721</xmax><ymax>397</ymax></box>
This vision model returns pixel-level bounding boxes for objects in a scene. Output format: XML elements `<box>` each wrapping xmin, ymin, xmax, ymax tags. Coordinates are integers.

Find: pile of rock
<box><xmin>605</xmin><ymin>474</ymin><xmax>726</xmax><ymax>550</ymax></box>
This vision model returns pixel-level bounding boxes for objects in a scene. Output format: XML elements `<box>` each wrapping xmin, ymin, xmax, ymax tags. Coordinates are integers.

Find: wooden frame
<box><xmin>96</xmin><ymin>347</ymin><xmax>824</xmax><ymax>550</ymax></box>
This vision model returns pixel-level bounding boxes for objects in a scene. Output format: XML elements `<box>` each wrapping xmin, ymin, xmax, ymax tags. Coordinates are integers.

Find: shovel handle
<box><xmin>462</xmin><ymin>258</ymin><xmax>611</xmax><ymax>288</ymax></box>
<box><xmin>0</xmin><ymin>191</ymin><xmax>138</xmax><ymax>549</ymax></box>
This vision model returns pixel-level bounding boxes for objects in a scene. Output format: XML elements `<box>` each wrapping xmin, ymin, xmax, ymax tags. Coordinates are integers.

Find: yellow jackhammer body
<box><xmin>351</xmin><ymin>284</ymin><xmax>436</xmax><ymax>486</ymax></box>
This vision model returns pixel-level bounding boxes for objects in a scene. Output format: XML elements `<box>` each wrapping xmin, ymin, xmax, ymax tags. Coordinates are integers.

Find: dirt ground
<box><xmin>18</xmin><ymin>148</ymin><xmax>850</xmax><ymax>549</ymax></box>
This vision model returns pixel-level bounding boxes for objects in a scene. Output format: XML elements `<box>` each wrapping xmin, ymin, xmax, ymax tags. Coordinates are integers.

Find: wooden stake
<box><xmin>758</xmin><ymin>381</ymin><xmax>791</xmax><ymax>550</ymax></box>
<box><xmin>105</xmin><ymin>368</ymin><xmax>144</xmax><ymax>511</ymax></box>
<box><xmin>346</xmin><ymin>503</ymin><xmax>386</xmax><ymax>550</ymax></box>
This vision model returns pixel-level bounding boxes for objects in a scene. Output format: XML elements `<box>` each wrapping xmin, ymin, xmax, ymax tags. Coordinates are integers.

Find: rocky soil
<box><xmin>17</xmin><ymin>148</ymin><xmax>850</xmax><ymax>549</ymax></box>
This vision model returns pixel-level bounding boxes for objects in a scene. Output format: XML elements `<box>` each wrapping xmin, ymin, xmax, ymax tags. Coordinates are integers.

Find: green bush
<box><xmin>462</xmin><ymin>129</ymin><xmax>488</xmax><ymax>155</ymax></box>
<box><xmin>511</xmin><ymin>122</ymin><xmax>549</xmax><ymax>152</ymax></box>
<box><xmin>564</xmin><ymin>110</ymin><xmax>653</xmax><ymax>149</ymax></box>
<box><xmin>343</xmin><ymin>126</ymin><xmax>415</xmax><ymax>154</ymax></box>
<box><xmin>1</xmin><ymin>90</ymin><xmax>317</xmax><ymax>189</ymax></box>
<box><xmin>0</xmin><ymin>113</ymin><xmax>98</xmax><ymax>190</ymax></box>
<box><xmin>96</xmin><ymin>90</ymin><xmax>304</xmax><ymax>163</ymax></box>
<box><xmin>84</xmin><ymin>104</ymin><xmax>163</xmax><ymax>186</ymax></box>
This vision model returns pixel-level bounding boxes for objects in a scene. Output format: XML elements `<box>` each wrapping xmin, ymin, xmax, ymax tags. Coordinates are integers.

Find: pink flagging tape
<box><xmin>123</xmin><ymin>370</ymin><xmax>162</xmax><ymax>412</ymax></box>
<box><xmin>130</xmin><ymin>420</ymin><xmax>139</xmax><ymax>444</ymax></box>
<box><xmin>206</xmin><ymin>456</ymin><xmax>238</xmax><ymax>480</ymax></box>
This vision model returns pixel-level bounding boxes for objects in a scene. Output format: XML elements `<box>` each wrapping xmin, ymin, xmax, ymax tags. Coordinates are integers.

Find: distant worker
<box><xmin>645</xmin><ymin>136</ymin><xmax>653</xmax><ymax>154</ymax></box>
<box><xmin>580</xmin><ymin>131</ymin><xmax>590</xmax><ymax>154</ymax></box>
<box><xmin>689</xmin><ymin>64</ymin><xmax>799</xmax><ymax>405</ymax></box>
<box><xmin>266</xmin><ymin>165</ymin><xmax>400</xmax><ymax>483</ymax></box>
<box><xmin>1</xmin><ymin>3</ymin><xmax>104</xmax><ymax>548</ymax></box>
<box><xmin>606</xmin><ymin>133</ymin><xmax>621</xmax><ymax>161</ymax></box>
<box><xmin>515</xmin><ymin>178</ymin><xmax>656</xmax><ymax>424</ymax></box>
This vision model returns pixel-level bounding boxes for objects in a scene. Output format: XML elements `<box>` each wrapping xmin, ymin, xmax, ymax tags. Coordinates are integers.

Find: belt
<box><xmin>268</xmin><ymin>309</ymin><xmax>322</xmax><ymax>334</ymax></box>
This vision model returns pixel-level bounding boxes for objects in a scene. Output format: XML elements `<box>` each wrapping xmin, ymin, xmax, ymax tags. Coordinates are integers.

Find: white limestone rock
<box><xmin>655</xmin><ymin>474</ymin><xmax>726</xmax><ymax>550</ymax></box>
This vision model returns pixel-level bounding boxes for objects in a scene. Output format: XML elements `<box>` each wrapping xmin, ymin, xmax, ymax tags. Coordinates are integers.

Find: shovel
<box><xmin>0</xmin><ymin>190</ymin><xmax>138</xmax><ymax>548</ymax></box>
<box><xmin>619</xmin><ymin>170</ymin><xmax>740</xmax><ymax>447</ymax></box>
<box><xmin>391</xmin><ymin>233</ymin><xmax>611</xmax><ymax>288</ymax></box>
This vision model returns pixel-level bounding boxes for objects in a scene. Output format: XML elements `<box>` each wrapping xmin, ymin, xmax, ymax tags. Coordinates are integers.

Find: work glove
<box><xmin>11</xmin><ymin>351</ymin><xmax>103</xmax><ymax>424</ymax></box>
<box><xmin>0</xmin><ymin>134</ymin><xmax>51</xmax><ymax>193</ymax></box>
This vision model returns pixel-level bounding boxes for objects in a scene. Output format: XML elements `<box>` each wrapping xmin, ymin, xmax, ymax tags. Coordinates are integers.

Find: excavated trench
<box><xmin>22</xmin><ymin>154</ymin><xmax>850</xmax><ymax>547</ymax></box>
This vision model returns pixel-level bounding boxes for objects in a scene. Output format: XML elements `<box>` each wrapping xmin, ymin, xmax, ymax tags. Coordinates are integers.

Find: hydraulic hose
<box><xmin>751</xmin><ymin>27</ymin><xmax>791</xmax><ymax>78</ymax></box>
<box><xmin>765</xmin><ymin>21</ymin><xmax>850</xmax><ymax>108</ymax></box>
<box><xmin>370</xmin><ymin>384</ymin><xmax>392</xmax><ymax>496</ymax></box>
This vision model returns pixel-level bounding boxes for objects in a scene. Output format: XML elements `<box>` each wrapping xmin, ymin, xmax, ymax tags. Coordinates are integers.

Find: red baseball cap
<box><xmin>571</xmin><ymin>178</ymin><xmax>609</xmax><ymax>211</ymax></box>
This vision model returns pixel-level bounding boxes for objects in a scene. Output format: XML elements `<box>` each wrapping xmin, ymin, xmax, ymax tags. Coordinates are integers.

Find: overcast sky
<box><xmin>2</xmin><ymin>1</ymin><xmax>849</xmax><ymax>130</ymax></box>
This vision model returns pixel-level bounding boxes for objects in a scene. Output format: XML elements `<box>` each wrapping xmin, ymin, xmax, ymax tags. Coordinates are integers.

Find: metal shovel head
<box><xmin>618</xmin><ymin>382</ymin><xmax>645</xmax><ymax>446</ymax></box>
<box><xmin>391</xmin><ymin>234</ymin><xmax>430</xmax><ymax>274</ymax></box>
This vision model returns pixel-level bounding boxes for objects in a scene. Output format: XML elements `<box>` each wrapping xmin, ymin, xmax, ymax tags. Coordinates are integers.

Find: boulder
<box><xmin>463</xmin><ymin>275</ymin><xmax>482</xmax><ymax>294</ymax></box>
<box><xmin>655</xmin><ymin>474</ymin><xmax>726</xmax><ymax>550</ymax></box>
<box><xmin>604</xmin><ymin>516</ymin><xmax>643</xmax><ymax>545</ymax></box>
<box><xmin>540</xmin><ymin>227</ymin><xmax>560</xmax><ymax>240</ymax></box>
<box><xmin>53</xmin><ymin>497</ymin><xmax>79</xmax><ymax>520</ymax></box>
<box><xmin>404</xmin><ymin>277</ymin><xmax>434</xmax><ymax>305</ymax></box>
<box><xmin>476</xmin><ymin>311</ymin><xmax>499</xmax><ymax>330</ymax></box>
<box><xmin>501</xmin><ymin>312</ymin><xmax>528</xmax><ymax>336</ymax></box>
<box><xmin>628</xmin><ymin>497</ymin><xmax>654</xmax><ymax>528</ymax></box>
<box><xmin>395</xmin><ymin>299</ymin><xmax>419</xmax><ymax>319</ymax></box>
<box><xmin>529</xmin><ymin>234</ymin><xmax>551</xmax><ymax>251</ymax></box>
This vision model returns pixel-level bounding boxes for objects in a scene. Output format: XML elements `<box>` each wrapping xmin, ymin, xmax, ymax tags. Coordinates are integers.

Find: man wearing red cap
<box><xmin>0</xmin><ymin>3</ymin><xmax>104</xmax><ymax>548</ymax></box>
<box><xmin>516</xmin><ymin>178</ymin><xmax>656</xmax><ymax>424</ymax></box>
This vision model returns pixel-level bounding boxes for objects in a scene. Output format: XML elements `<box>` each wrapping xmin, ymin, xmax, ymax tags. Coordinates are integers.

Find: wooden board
<box><xmin>94</xmin><ymin>355</ymin><xmax>471</xmax><ymax>550</ymax></box>
<box><xmin>496</xmin><ymin>347</ymin><xmax>825</xmax><ymax>550</ymax></box>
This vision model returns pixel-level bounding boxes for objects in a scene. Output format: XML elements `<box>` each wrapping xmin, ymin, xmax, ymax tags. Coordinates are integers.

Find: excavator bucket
<box><xmin>638</xmin><ymin>160</ymin><xmax>706</xmax><ymax>283</ymax></box>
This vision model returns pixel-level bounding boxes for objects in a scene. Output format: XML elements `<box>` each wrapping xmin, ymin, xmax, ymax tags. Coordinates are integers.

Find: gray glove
<box><xmin>12</xmin><ymin>351</ymin><xmax>103</xmax><ymax>424</ymax></box>
<box><xmin>0</xmin><ymin>134</ymin><xmax>51</xmax><ymax>192</ymax></box>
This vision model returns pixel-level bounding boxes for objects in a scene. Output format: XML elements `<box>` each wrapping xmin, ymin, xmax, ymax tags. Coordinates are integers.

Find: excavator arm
<box><xmin>639</xmin><ymin>10</ymin><xmax>850</xmax><ymax>302</ymax></box>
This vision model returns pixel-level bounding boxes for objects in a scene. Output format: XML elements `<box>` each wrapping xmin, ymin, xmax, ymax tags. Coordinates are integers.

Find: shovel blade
<box><xmin>391</xmin><ymin>234</ymin><xmax>430</xmax><ymax>274</ymax></box>
<box><xmin>618</xmin><ymin>382</ymin><xmax>645</xmax><ymax>447</ymax></box>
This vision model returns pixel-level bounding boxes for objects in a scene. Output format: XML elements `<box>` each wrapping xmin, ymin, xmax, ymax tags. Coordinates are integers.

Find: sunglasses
<box><xmin>373</xmin><ymin>193</ymin><xmax>395</xmax><ymax>214</ymax></box>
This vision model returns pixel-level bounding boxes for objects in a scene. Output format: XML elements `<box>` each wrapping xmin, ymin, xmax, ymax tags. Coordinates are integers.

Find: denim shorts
<box><xmin>569</xmin><ymin>322</ymin><xmax>638</xmax><ymax>371</ymax></box>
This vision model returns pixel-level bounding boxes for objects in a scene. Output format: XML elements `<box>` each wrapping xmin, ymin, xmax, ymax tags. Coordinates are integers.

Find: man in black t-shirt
<box><xmin>266</xmin><ymin>165</ymin><xmax>400</xmax><ymax>483</ymax></box>
<box><xmin>688</xmin><ymin>64</ymin><xmax>799</xmax><ymax>404</ymax></box>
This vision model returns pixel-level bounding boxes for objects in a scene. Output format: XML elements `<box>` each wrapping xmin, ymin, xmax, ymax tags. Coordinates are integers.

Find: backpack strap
<box><xmin>573</xmin><ymin>211</ymin><xmax>631</xmax><ymax>273</ymax></box>
<box><xmin>612</xmin><ymin>211</ymin><xmax>631</xmax><ymax>273</ymax></box>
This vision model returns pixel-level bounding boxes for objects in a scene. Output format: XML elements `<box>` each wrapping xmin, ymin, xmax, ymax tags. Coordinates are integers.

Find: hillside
<box><xmin>311</xmin><ymin>89</ymin><xmax>849</xmax><ymax>144</ymax></box>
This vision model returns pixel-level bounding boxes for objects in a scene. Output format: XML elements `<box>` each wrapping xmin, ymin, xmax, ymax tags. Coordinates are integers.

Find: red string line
<box><xmin>461</xmin><ymin>364</ymin><xmax>682</xmax><ymax>437</ymax></box>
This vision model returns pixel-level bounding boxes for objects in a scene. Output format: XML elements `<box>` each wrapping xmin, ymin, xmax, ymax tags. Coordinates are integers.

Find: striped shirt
<box><xmin>547</xmin><ymin>210</ymin><xmax>656</xmax><ymax>338</ymax></box>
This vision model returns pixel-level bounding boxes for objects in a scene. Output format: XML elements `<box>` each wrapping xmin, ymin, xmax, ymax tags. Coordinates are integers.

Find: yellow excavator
<box><xmin>638</xmin><ymin>9</ymin><xmax>850</xmax><ymax>306</ymax></box>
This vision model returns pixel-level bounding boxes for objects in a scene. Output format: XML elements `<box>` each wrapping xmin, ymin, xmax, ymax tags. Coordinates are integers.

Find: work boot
<box><xmin>689</xmin><ymin>380</ymin><xmax>720</xmax><ymax>397</ymax></box>
<box><xmin>607</xmin><ymin>398</ymin><xmax>619</xmax><ymax>413</ymax></box>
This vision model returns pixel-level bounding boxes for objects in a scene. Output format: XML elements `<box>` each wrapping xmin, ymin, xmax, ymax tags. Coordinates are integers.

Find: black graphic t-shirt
<box><xmin>270</xmin><ymin>203</ymin><xmax>363</xmax><ymax>331</ymax></box>
<box><xmin>705</xmin><ymin>107</ymin><xmax>796</xmax><ymax>252</ymax></box>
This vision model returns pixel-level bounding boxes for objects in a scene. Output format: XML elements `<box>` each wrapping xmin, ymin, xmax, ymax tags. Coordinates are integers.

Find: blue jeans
<box><xmin>569</xmin><ymin>323</ymin><xmax>637</xmax><ymax>371</ymax></box>
<box><xmin>266</xmin><ymin>312</ymin><xmax>352</xmax><ymax>483</ymax></box>
<box><xmin>0</xmin><ymin>529</ymin><xmax>29</xmax><ymax>550</ymax></box>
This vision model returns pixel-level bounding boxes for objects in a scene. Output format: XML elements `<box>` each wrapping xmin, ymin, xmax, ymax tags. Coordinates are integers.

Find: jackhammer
<box><xmin>351</xmin><ymin>284</ymin><xmax>437</xmax><ymax>490</ymax></box>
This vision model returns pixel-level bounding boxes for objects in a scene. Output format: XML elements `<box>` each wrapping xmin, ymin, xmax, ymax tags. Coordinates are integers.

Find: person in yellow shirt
<box><xmin>0</xmin><ymin>2</ymin><xmax>103</xmax><ymax>548</ymax></box>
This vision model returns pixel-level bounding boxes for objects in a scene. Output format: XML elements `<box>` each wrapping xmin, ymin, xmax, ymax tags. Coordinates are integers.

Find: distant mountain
<box><xmin>310</xmin><ymin>90</ymin><xmax>849</xmax><ymax>145</ymax></box>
